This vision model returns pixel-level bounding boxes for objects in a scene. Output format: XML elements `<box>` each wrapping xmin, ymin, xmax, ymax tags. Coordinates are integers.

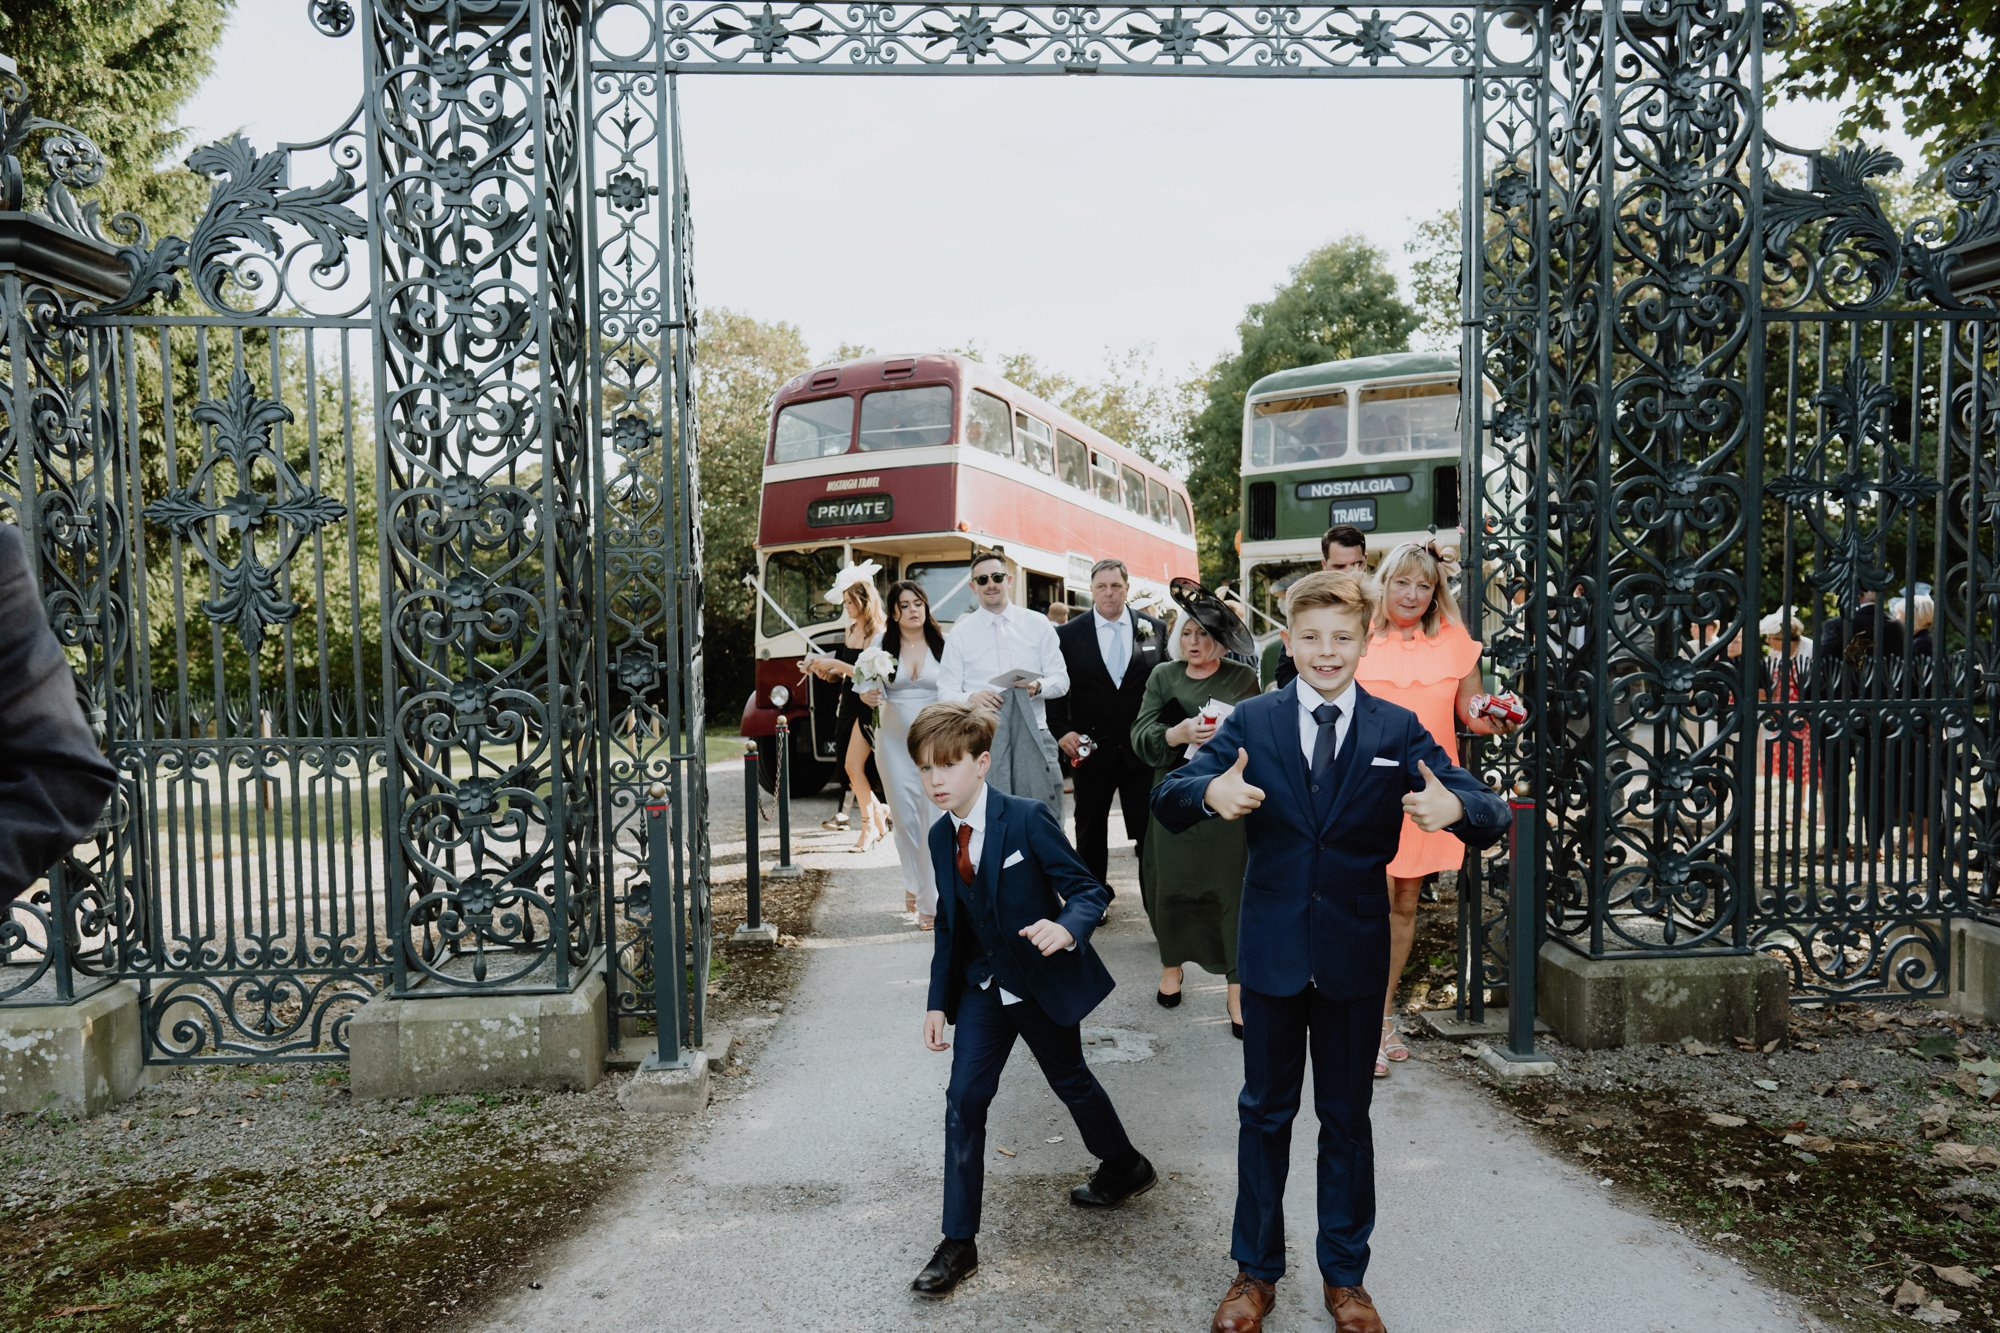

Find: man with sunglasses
<box><xmin>937</xmin><ymin>551</ymin><xmax>1069</xmax><ymax>819</ymax></box>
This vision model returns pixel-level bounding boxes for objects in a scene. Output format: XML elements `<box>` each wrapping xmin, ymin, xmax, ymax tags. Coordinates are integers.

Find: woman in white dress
<box><xmin>859</xmin><ymin>579</ymin><xmax>947</xmax><ymax>928</ymax></box>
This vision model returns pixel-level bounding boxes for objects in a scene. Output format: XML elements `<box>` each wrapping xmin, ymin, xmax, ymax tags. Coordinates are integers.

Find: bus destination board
<box><xmin>1326</xmin><ymin>498</ymin><xmax>1377</xmax><ymax>530</ymax></box>
<box><xmin>807</xmin><ymin>495</ymin><xmax>893</xmax><ymax>527</ymax></box>
<box><xmin>1295</xmin><ymin>474</ymin><xmax>1411</xmax><ymax>501</ymax></box>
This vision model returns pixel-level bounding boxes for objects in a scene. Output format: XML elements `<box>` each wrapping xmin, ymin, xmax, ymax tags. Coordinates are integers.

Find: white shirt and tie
<box><xmin>1094</xmin><ymin>610</ymin><xmax>1132</xmax><ymax>687</ymax></box>
<box><xmin>945</xmin><ymin>782</ymin><xmax>1072</xmax><ymax>1007</ymax></box>
<box><xmin>1294</xmin><ymin>675</ymin><xmax>1356</xmax><ymax>763</ymax></box>
<box><xmin>937</xmin><ymin>602</ymin><xmax>1070</xmax><ymax>731</ymax></box>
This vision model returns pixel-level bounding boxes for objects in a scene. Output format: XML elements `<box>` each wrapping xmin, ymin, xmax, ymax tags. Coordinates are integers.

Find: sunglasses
<box><xmin>971</xmin><ymin>573</ymin><xmax>1008</xmax><ymax>587</ymax></box>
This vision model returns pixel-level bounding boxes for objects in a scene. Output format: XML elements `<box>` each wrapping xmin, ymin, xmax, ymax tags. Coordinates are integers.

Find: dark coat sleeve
<box><xmin>0</xmin><ymin>525</ymin><xmax>117</xmax><ymax>904</ymax></box>
<box><xmin>1023</xmin><ymin>800</ymin><xmax>1108</xmax><ymax>947</ymax></box>
<box><xmin>1044</xmin><ymin>617</ymin><xmax>1080</xmax><ymax>739</ymax></box>
<box><xmin>1150</xmin><ymin>705</ymin><xmax>1254</xmax><ymax>834</ymax></box>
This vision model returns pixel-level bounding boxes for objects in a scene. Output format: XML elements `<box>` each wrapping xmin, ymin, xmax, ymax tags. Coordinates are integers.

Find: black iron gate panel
<box><xmin>582</xmin><ymin>47</ymin><xmax>710</xmax><ymax>1049</ymax></box>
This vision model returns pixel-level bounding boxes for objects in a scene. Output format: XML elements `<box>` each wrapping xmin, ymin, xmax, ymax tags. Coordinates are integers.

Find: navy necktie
<box><xmin>1311</xmin><ymin>701</ymin><xmax>1344</xmax><ymax>785</ymax></box>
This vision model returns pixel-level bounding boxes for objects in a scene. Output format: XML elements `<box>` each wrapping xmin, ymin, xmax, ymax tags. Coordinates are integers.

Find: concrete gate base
<box><xmin>1950</xmin><ymin>919</ymin><xmax>2000</xmax><ymax>1023</ymax></box>
<box><xmin>348</xmin><ymin>972</ymin><xmax>608</xmax><ymax>1100</ymax></box>
<box><xmin>1536</xmin><ymin>941</ymin><xmax>1788</xmax><ymax>1050</ymax></box>
<box><xmin>0</xmin><ymin>981</ymin><xmax>143</xmax><ymax>1116</ymax></box>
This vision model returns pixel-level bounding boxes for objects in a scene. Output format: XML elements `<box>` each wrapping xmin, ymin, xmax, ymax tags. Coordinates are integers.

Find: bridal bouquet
<box><xmin>852</xmin><ymin>646</ymin><xmax>899</xmax><ymax>694</ymax></box>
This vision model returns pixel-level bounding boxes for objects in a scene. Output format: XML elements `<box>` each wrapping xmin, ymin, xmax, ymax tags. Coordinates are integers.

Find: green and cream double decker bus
<box><xmin>1235</xmin><ymin>351</ymin><xmax>1500</xmax><ymax>672</ymax></box>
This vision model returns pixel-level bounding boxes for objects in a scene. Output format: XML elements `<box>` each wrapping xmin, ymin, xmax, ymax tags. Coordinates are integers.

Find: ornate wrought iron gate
<box><xmin>3</xmin><ymin>1</ymin><xmax>1998</xmax><ymax>1070</ymax></box>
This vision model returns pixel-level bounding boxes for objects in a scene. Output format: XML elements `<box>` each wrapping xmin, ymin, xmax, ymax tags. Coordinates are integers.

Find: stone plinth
<box><xmin>348</xmin><ymin>972</ymin><xmax>608</xmax><ymax>1100</ymax></box>
<box><xmin>617</xmin><ymin>1050</ymin><xmax>711</xmax><ymax>1115</ymax></box>
<box><xmin>1949</xmin><ymin>919</ymin><xmax>2000</xmax><ymax>1023</ymax></box>
<box><xmin>1536</xmin><ymin>941</ymin><xmax>1787</xmax><ymax>1051</ymax></box>
<box><xmin>0</xmin><ymin>982</ymin><xmax>143</xmax><ymax>1116</ymax></box>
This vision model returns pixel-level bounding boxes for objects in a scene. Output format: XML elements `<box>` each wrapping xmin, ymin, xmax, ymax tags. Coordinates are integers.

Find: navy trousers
<box><xmin>1232</xmin><ymin>982</ymin><xmax>1380</xmax><ymax>1286</ymax></box>
<box><xmin>942</xmin><ymin>981</ymin><xmax>1136</xmax><ymax>1239</ymax></box>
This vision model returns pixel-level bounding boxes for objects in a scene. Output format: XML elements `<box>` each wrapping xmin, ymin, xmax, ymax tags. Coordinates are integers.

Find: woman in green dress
<box><xmin>1131</xmin><ymin>609</ymin><xmax>1261</xmax><ymax>1035</ymax></box>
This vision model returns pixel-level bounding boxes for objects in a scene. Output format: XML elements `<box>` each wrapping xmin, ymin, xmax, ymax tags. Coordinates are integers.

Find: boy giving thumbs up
<box><xmin>1152</xmin><ymin>571</ymin><xmax>1508</xmax><ymax>1333</ymax></box>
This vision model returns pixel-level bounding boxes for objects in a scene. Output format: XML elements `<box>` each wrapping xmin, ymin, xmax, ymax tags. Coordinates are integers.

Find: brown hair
<box><xmin>842</xmin><ymin>578</ymin><xmax>887</xmax><ymax>637</ymax></box>
<box><xmin>1285</xmin><ymin>569</ymin><xmax>1376</xmax><ymax>627</ymax></box>
<box><xmin>906</xmin><ymin>701</ymin><xmax>997</xmax><ymax>765</ymax></box>
<box><xmin>1320</xmin><ymin>524</ymin><xmax>1368</xmax><ymax>563</ymax></box>
<box><xmin>1370</xmin><ymin>541</ymin><xmax>1461</xmax><ymax>637</ymax></box>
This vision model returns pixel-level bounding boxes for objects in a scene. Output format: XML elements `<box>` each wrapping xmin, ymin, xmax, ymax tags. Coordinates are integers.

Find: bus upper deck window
<box><xmin>1120</xmin><ymin>464</ymin><xmax>1147</xmax><ymax>515</ymax></box>
<box><xmin>1146</xmin><ymin>477</ymin><xmax>1171</xmax><ymax>526</ymax></box>
<box><xmin>1254</xmin><ymin>393</ymin><xmax>1346</xmax><ymax>466</ymax></box>
<box><xmin>859</xmin><ymin>385</ymin><xmax>954</xmax><ymax>450</ymax></box>
<box><xmin>1173</xmin><ymin>493</ymin><xmax>1193</xmax><ymax>534</ymax></box>
<box><xmin>1090</xmin><ymin>452</ymin><xmax>1121</xmax><ymax>505</ymax></box>
<box><xmin>1015</xmin><ymin>412</ymin><xmax>1055</xmax><ymax>475</ymax></box>
<box><xmin>1056</xmin><ymin>431</ymin><xmax>1089</xmax><ymax>489</ymax></box>
<box><xmin>773</xmin><ymin>396</ymin><xmax>855</xmax><ymax>463</ymax></box>
<box><xmin>966</xmin><ymin>389</ymin><xmax>1014</xmax><ymax>458</ymax></box>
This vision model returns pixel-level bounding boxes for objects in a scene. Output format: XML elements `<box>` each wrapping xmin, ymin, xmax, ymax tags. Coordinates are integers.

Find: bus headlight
<box><xmin>768</xmin><ymin>685</ymin><xmax>790</xmax><ymax>708</ymax></box>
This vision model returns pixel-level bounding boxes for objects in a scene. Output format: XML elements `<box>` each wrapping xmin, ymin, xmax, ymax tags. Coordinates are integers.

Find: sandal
<box><xmin>1382</xmin><ymin>1018</ymin><xmax>1410</xmax><ymax>1063</ymax></box>
<box><xmin>1374</xmin><ymin>1051</ymin><xmax>1391</xmax><ymax>1078</ymax></box>
<box><xmin>820</xmin><ymin>813</ymin><xmax>850</xmax><ymax>831</ymax></box>
<box><xmin>904</xmin><ymin>891</ymin><xmax>918</xmax><ymax>913</ymax></box>
<box><xmin>917</xmin><ymin>914</ymin><xmax>935</xmax><ymax>931</ymax></box>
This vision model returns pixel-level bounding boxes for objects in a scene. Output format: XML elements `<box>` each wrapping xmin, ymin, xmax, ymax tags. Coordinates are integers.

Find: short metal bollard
<box><xmin>643</xmin><ymin>780</ymin><xmax>689</xmax><ymax>1071</ymax></box>
<box><xmin>770</xmin><ymin>713</ymin><xmax>801</xmax><ymax>878</ymax></box>
<box><xmin>1484</xmin><ymin>790</ymin><xmax>1553</xmax><ymax>1076</ymax></box>
<box><xmin>733</xmin><ymin>744</ymin><xmax>779</xmax><ymax>944</ymax></box>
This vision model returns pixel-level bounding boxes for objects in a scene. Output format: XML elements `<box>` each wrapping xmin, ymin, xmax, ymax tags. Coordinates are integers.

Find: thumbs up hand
<box><xmin>1204</xmin><ymin>747</ymin><xmax>1265</xmax><ymax>821</ymax></box>
<box><xmin>1402</xmin><ymin>760</ymin><xmax>1467</xmax><ymax>832</ymax></box>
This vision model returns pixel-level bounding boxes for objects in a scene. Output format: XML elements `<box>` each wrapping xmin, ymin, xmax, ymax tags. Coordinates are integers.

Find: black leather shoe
<box><xmin>1231</xmin><ymin>1022</ymin><xmax>1243</xmax><ymax>1040</ymax></box>
<box><xmin>911</xmin><ymin>1238</ymin><xmax>978</xmax><ymax>1298</ymax></box>
<box><xmin>1157</xmin><ymin>988</ymin><xmax>1183</xmax><ymax>1008</ymax></box>
<box><xmin>1070</xmin><ymin>1153</ymin><xmax>1157</xmax><ymax>1208</ymax></box>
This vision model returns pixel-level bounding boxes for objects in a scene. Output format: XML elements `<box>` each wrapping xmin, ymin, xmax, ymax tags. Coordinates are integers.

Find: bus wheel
<box><xmin>754</xmin><ymin>734</ymin><xmax>832</xmax><ymax>798</ymax></box>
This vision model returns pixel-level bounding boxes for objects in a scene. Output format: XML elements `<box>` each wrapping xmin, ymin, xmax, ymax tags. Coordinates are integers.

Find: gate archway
<box><xmin>2</xmin><ymin>1</ymin><xmax>1996</xmax><ymax>1069</ymax></box>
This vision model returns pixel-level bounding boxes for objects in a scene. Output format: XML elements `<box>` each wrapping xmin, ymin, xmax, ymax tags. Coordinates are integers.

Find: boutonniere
<box><xmin>1135</xmin><ymin>620</ymin><xmax>1155</xmax><ymax>644</ymax></box>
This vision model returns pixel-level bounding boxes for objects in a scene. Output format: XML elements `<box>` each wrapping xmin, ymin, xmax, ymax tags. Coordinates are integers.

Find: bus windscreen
<box><xmin>859</xmin><ymin>386</ymin><xmax>954</xmax><ymax>451</ymax></box>
<box><xmin>1356</xmin><ymin>381</ymin><xmax>1461</xmax><ymax>456</ymax></box>
<box><xmin>760</xmin><ymin>547</ymin><xmax>847</xmax><ymax>637</ymax></box>
<box><xmin>1250</xmin><ymin>392</ymin><xmax>1347</xmax><ymax>467</ymax></box>
<box><xmin>773</xmin><ymin>397</ymin><xmax>855</xmax><ymax>463</ymax></box>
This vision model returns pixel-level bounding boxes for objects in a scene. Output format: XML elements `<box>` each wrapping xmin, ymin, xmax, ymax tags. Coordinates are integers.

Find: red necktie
<box><xmin>955</xmin><ymin>822</ymin><xmax>976</xmax><ymax>887</ymax></box>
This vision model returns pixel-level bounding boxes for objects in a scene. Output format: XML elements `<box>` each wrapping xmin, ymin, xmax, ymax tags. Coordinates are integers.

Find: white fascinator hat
<box><xmin>824</xmin><ymin>558</ymin><xmax>883</xmax><ymax>606</ymax></box>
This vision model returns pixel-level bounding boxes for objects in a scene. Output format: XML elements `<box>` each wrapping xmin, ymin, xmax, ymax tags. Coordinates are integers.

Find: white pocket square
<box><xmin>1370</xmin><ymin>756</ymin><xmax>1400</xmax><ymax>768</ymax></box>
<box><xmin>1002</xmin><ymin>850</ymin><xmax>1025</xmax><ymax>869</ymax></box>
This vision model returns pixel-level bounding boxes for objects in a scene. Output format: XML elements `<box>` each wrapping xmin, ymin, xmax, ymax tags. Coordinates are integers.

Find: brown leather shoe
<box><xmin>1325</xmin><ymin>1283</ymin><xmax>1386</xmax><ymax>1333</ymax></box>
<box><xmin>1211</xmin><ymin>1272</ymin><xmax>1277</xmax><ymax>1333</ymax></box>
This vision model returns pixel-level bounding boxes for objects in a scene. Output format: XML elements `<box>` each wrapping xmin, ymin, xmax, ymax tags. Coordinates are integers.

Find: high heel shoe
<box><xmin>1156</xmin><ymin>989</ymin><xmax>1183</xmax><ymax>1009</ymax></box>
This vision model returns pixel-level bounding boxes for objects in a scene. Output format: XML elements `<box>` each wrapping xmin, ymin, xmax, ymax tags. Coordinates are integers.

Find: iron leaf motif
<box><xmin>183</xmin><ymin>135</ymin><xmax>366</xmax><ymax>315</ymax></box>
<box><xmin>143</xmin><ymin>370</ymin><xmax>346</xmax><ymax>650</ymax></box>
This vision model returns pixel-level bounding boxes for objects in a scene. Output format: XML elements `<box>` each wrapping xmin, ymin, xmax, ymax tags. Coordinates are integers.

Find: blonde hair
<box><xmin>1171</xmin><ymin>613</ymin><xmax>1216</xmax><ymax>663</ymax></box>
<box><xmin>1370</xmin><ymin>542</ymin><xmax>1461</xmax><ymax>637</ymax></box>
<box><xmin>843</xmin><ymin>579</ymin><xmax>887</xmax><ymax>637</ymax></box>
<box><xmin>1285</xmin><ymin>570</ymin><xmax>1376</xmax><ymax>627</ymax></box>
<box><xmin>906</xmin><ymin>701</ymin><xmax>997</xmax><ymax>765</ymax></box>
<box><xmin>1888</xmin><ymin>594</ymin><xmax>1935</xmax><ymax>634</ymax></box>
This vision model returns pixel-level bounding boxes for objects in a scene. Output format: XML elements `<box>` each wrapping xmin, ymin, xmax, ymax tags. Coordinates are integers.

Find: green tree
<box><xmin>1404</xmin><ymin>207</ymin><xmax>1463</xmax><ymax>354</ymax></box>
<box><xmin>697</xmin><ymin>308</ymin><xmax>813</xmax><ymax>720</ymax></box>
<box><xmin>1185</xmin><ymin>237</ymin><xmax>1419</xmax><ymax>582</ymax></box>
<box><xmin>0</xmin><ymin>0</ymin><xmax>233</xmax><ymax>233</ymax></box>
<box><xmin>951</xmin><ymin>343</ymin><xmax>1202</xmax><ymax>471</ymax></box>
<box><xmin>1778</xmin><ymin>0</ymin><xmax>1999</xmax><ymax>168</ymax></box>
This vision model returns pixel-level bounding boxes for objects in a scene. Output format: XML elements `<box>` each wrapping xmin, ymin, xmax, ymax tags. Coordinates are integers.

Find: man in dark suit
<box><xmin>1812</xmin><ymin>589</ymin><xmax>1908</xmax><ymax>856</ymax></box>
<box><xmin>909</xmin><ymin>702</ymin><xmax>1155</xmax><ymax>1299</ymax></box>
<box><xmin>1154</xmin><ymin>571</ymin><xmax>1507</xmax><ymax>1333</ymax></box>
<box><xmin>0</xmin><ymin>523</ymin><xmax>116</xmax><ymax>907</ymax></box>
<box><xmin>1049</xmin><ymin>558</ymin><xmax>1167</xmax><ymax>898</ymax></box>
<box><xmin>1272</xmin><ymin>525</ymin><xmax>1369</xmax><ymax>689</ymax></box>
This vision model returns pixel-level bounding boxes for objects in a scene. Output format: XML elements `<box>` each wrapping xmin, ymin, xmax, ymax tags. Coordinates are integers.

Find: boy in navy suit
<box><xmin>907</xmin><ymin>702</ymin><xmax>1156</xmax><ymax>1298</ymax></box>
<box><xmin>1154</xmin><ymin>572</ymin><xmax>1508</xmax><ymax>1333</ymax></box>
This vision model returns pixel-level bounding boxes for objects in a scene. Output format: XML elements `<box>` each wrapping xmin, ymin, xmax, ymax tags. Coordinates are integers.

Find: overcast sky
<box><xmin>181</xmin><ymin>6</ymin><xmax>1884</xmax><ymax>386</ymax></box>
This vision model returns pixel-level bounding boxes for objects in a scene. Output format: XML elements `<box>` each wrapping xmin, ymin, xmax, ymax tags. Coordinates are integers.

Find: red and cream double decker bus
<box><xmin>742</xmin><ymin>352</ymin><xmax>1197</xmax><ymax>792</ymax></box>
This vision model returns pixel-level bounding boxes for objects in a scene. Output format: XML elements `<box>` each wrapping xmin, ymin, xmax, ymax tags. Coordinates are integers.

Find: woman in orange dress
<box><xmin>1354</xmin><ymin>541</ymin><xmax>1520</xmax><ymax>1077</ymax></box>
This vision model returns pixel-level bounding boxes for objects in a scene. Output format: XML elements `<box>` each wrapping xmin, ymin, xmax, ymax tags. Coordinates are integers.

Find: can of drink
<box><xmin>1199</xmin><ymin>705</ymin><xmax>1222</xmax><ymax>728</ymax></box>
<box><xmin>1075</xmin><ymin>734</ymin><xmax>1095</xmax><ymax>762</ymax></box>
<box><xmin>1471</xmin><ymin>692</ymin><xmax>1528</xmax><ymax>725</ymax></box>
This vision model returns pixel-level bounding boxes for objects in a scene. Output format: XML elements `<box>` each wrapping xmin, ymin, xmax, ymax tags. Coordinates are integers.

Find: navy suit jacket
<box><xmin>926</xmin><ymin>787</ymin><xmax>1114</xmax><ymax>1028</ymax></box>
<box><xmin>1152</xmin><ymin>684</ymin><xmax>1508</xmax><ymax>1000</ymax></box>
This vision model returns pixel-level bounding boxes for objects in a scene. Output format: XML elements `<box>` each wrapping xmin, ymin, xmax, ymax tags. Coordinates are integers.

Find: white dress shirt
<box><xmin>1094</xmin><ymin>610</ymin><xmax>1132</xmax><ymax>687</ymax></box>
<box><xmin>947</xmin><ymin>783</ymin><xmax>1020</xmax><ymax>1006</ymax></box>
<box><xmin>936</xmin><ymin>602</ymin><xmax>1070</xmax><ymax>731</ymax></box>
<box><xmin>1294</xmin><ymin>675</ymin><xmax>1357</xmax><ymax>763</ymax></box>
